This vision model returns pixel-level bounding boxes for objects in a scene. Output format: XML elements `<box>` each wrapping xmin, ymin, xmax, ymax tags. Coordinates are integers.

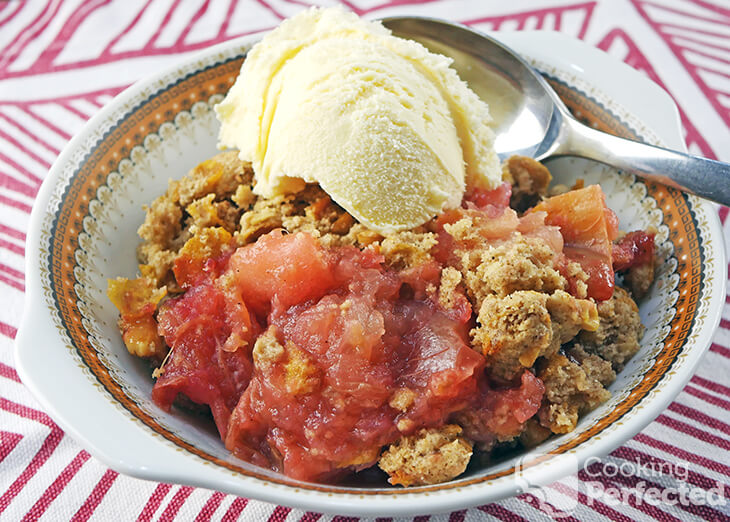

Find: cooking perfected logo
<box><xmin>512</xmin><ymin>452</ymin><xmax>728</xmax><ymax>516</ymax></box>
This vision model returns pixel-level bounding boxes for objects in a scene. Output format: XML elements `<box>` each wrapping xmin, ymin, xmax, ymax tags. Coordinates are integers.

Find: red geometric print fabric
<box><xmin>1</xmin><ymin>0</ymin><xmax>728</xmax><ymax>520</ymax></box>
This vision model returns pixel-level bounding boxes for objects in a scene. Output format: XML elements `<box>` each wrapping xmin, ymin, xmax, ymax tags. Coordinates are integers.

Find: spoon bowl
<box><xmin>383</xmin><ymin>16</ymin><xmax>556</xmax><ymax>160</ymax></box>
<box><xmin>382</xmin><ymin>16</ymin><xmax>730</xmax><ymax>206</ymax></box>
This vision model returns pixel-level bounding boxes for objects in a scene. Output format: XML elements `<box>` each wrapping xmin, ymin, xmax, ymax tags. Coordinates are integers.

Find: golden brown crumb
<box><xmin>378</xmin><ymin>229</ymin><xmax>437</xmax><ymax>270</ymax></box>
<box><xmin>237</xmin><ymin>193</ymin><xmax>290</xmax><ymax>243</ymax></box>
<box><xmin>353</xmin><ymin>227</ymin><xmax>382</xmax><ymax>246</ymax></box>
<box><xmin>137</xmin><ymin>194</ymin><xmax>184</xmax><ymax>286</ymax></box>
<box><xmin>279</xmin><ymin>187</ymin><xmax>345</xmax><ymax>239</ymax></box>
<box><xmin>536</xmin><ymin>349</ymin><xmax>613</xmax><ymax>434</ymax></box>
<box><xmin>389</xmin><ymin>388</ymin><xmax>416</xmax><ymax>412</ymax></box>
<box><xmin>623</xmin><ymin>262</ymin><xmax>654</xmax><ymax>300</ymax></box>
<box><xmin>502</xmin><ymin>156</ymin><xmax>552</xmax><ymax>213</ymax></box>
<box><xmin>215</xmin><ymin>200</ymin><xmax>242</xmax><ymax>232</ymax></box>
<box><xmin>561</xmin><ymin>259</ymin><xmax>589</xmax><ymax>299</ymax></box>
<box><xmin>232</xmin><ymin>183</ymin><xmax>255</xmax><ymax>209</ymax></box>
<box><xmin>446</xmin><ymin>233</ymin><xmax>578</xmax><ymax>309</ymax></box>
<box><xmin>577</xmin><ymin>286</ymin><xmax>644</xmax><ymax>371</ymax></box>
<box><xmin>172</xmin><ymin>154</ymin><xmax>252</xmax><ymax>206</ymax></box>
<box><xmin>397</xmin><ymin>419</ymin><xmax>416</xmax><ymax>433</ymax></box>
<box><xmin>185</xmin><ymin>193</ymin><xmax>225</xmax><ymax>229</ymax></box>
<box><xmin>378</xmin><ymin>425</ymin><xmax>472</xmax><ymax>486</ymax></box>
<box><xmin>438</xmin><ymin>267</ymin><xmax>462</xmax><ymax>310</ymax></box>
<box><xmin>137</xmin><ymin>151</ymin><xmax>253</xmax><ymax>287</ymax></box>
<box><xmin>546</xmin><ymin>290</ymin><xmax>600</xmax><ymax>343</ymax></box>
<box><xmin>106</xmin><ymin>277</ymin><xmax>167</xmax><ymax>358</ymax></box>
<box><xmin>320</xmin><ymin>223</ymin><xmax>381</xmax><ymax>248</ymax></box>
<box><xmin>472</xmin><ymin>290</ymin><xmax>597</xmax><ymax>381</ymax></box>
<box><xmin>566</xmin><ymin>344</ymin><xmax>616</xmax><ymax>387</ymax></box>
<box><xmin>252</xmin><ymin>327</ymin><xmax>285</xmax><ymax>368</ymax></box>
<box><xmin>283</xmin><ymin>342</ymin><xmax>320</xmax><ymax>395</ymax></box>
<box><xmin>519</xmin><ymin>418</ymin><xmax>552</xmax><ymax>448</ymax></box>
<box><xmin>236</xmin><ymin>184</ymin><xmax>370</xmax><ymax>250</ymax></box>
<box><xmin>473</xmin><ymin>291</ymin><xmax>551</xmax><ymax>381</ymax></box>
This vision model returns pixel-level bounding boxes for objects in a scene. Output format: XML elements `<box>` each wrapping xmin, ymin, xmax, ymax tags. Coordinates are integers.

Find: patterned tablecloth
<box><xmin>2</xmin><ymin>0</ymin><xmax>729</xmax><ymax>520</ymax></box>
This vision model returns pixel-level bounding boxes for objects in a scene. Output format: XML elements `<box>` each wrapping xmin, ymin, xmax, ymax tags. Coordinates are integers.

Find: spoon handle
<box><xmin>563</xmin><ymin>119</ymin><xmax>730</xmax><ymax>207</ymax></box>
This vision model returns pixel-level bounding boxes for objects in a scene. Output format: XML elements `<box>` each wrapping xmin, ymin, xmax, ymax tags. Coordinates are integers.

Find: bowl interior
<box><xmin>34</xmin><ymin>42</ymin><xmax>719</xmax><ymax>497</ymax></box>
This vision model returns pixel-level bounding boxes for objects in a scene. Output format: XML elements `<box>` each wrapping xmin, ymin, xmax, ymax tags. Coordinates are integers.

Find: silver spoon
<box><xmin>381</xmin><ymin>16</ymin><xmax>730</xmax><ymax>206</ymax></box>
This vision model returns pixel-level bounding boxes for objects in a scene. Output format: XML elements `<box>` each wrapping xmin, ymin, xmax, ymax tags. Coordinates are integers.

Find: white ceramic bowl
<box><xmin>15</xmin><ymin>30</ymin><xmax>726</xmax><ymax>517</ymax></box>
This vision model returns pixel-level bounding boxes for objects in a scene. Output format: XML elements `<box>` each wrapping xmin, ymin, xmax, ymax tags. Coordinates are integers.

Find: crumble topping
<box><xmin>577</xmin><ymin>287</ymin><xmax>645</xmax><ymax>371</ymax></box>
<box><xmin>502</xmin><ymin>154</ymin><xmax>552</xmax><ymax>213</ymax></box>
<box><xmin>378</xmin><ymin>425</ymin><xmax>473</xmax><ymax>487</ymax></box>
<box><xmin>472</xmin><ymin>290</ymin><xmax>598</xmax><ymax>382</ymax></box>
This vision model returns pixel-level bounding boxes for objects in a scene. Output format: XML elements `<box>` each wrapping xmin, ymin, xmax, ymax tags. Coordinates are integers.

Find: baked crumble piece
<box><xmin>577</xmin><ymin>286</ymin><xmax>644</xmax><ymax>371</ymax></box>
<box><xmin>378</xmin><ymin>425</ymin><xmax>473</xmax><ymax>486</ymax></box>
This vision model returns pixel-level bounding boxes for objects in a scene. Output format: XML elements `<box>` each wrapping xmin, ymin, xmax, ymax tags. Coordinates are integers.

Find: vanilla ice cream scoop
<box><xmin>216</xmin><ymin>7</ymin><xmax>500</xmax><ymax>234</ymax></box>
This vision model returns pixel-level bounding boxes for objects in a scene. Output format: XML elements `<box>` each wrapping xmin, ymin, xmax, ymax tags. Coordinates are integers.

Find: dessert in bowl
<box><xmin>15</xmin><ymin>8</ymin><xmax>726</xmax><ymax>517</ymax></box>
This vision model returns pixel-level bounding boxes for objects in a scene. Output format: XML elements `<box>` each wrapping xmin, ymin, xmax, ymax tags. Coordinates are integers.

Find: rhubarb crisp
<box><xmin>108</xmin><ymin>152</ymin><xmax>656</xmax><ymax>486</ymax></box>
